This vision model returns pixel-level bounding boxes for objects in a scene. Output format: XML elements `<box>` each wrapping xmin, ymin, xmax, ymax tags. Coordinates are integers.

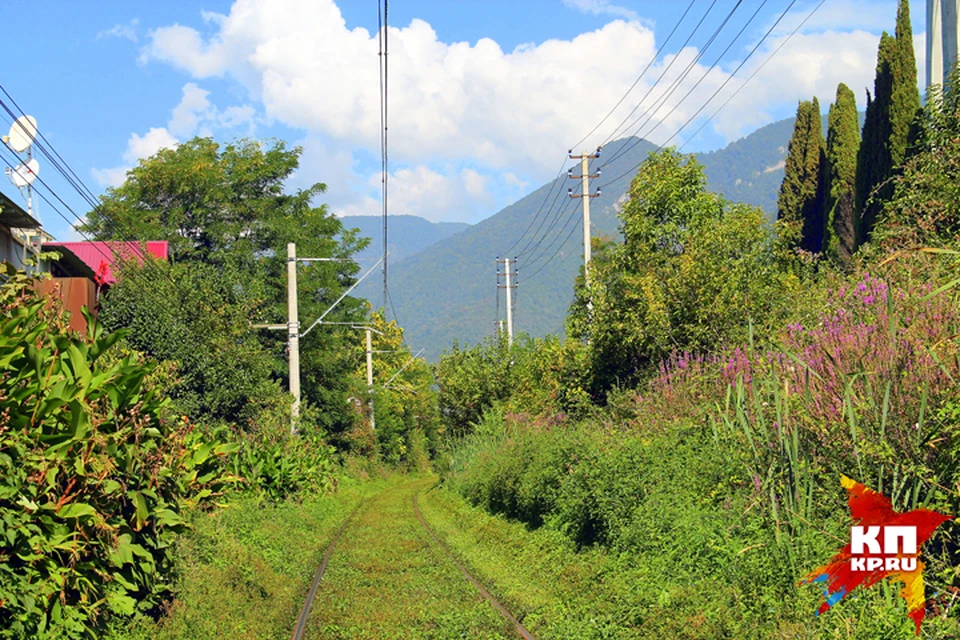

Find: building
<box><xmin>1</xmin><ymin>190</ymin><xmax>169</xmax><ymax>333</ymax></box>
<box><xmin>928</xmin><ymin>0</ymin><xmax>960</xmax><ymax>89</ymax></box>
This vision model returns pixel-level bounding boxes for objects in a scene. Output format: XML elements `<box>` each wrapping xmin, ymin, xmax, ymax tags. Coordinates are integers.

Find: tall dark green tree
<box><xmin>777</xmin><ymin>98</ymin><xmax>826</xmax><ymax>253</ymax></box>
<box><xmin>825</xmin><ymin>83</ymin><xmax>860</xmax><ymax>266</ymax></box>
<box><xmin>856</xmin><ymin>1</ymin><xmax>921</xmax><ymax>245</ymax></box>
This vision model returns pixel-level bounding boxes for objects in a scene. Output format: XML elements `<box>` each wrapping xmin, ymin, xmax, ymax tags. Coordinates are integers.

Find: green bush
<box><xmin>0</xmin><ymin>269</ymin><xmax>237</xmax><ymax>638</ymax></box>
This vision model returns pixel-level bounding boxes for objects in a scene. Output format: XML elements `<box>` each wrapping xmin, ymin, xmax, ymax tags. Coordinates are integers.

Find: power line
<box><xmin>598</xmin><ymin>0</ymin><xmax>723</xmax><ymax>148</ymax></box>
<box><xmin>568</xmin><ymin>0</ymin><xmax>698</xmax><ymax>152</ymax></box>
<box><xmin>521</xmin><ymin>195</ymin><xmax>579</xmax><ymax>272</ymax></box>
<box><xmin>678</xmin><ymin>0</ymin><xmax>826</xmax><ymax>152</ymax></box>
<box><xmin>596</xmin><ymin>0</ymin><xmax>803</xmax><ymax>191</ymax></box>
<box><xmin>597</xmin><ymin>0</ymin><xmax>750</xmax><ymax>170</ymax></box>
<box><xmin>505</xmin><ymin>1</ymin><xmax>702</xmax><ymax>260</ymax></box>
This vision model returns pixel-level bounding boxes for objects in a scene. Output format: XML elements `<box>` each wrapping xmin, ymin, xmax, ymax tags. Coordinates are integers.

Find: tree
<box><xmin>856</xmin><ymin>1</ymin><xmax>921</xmax><ymax>245</ymax></box>
<box><xmin>825</xmin><ymin>83</ymin><xmax>860</xmax><ymax>265</ymax></box>
<box><xmin>777</xmin><ymin>99</ymin><xmax>826</xmax><ymax>253</ymax></box>
<box><xmin>86</xmin><ymin>138</ymin><xmax>369</xmax><ymax>437</ymax></box>
<box><xmin>570</xmin><ymin>149</ymin><xmax>800</xmax><ymax>395</ymax></box>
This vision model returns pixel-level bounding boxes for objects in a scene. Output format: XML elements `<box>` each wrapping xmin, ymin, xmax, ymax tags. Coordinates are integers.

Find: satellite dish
<box><xmin>8</xmin><ymin>115</ymin><xmax>37</xmax><ymax>153</ymax></box>
<box><xmin>9</xmin><ymin>158</ymin><xmax>39</xmax><ymax>188</ymax></box>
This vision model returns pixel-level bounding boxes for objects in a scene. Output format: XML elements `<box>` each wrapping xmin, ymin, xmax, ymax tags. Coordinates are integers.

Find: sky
<box><xmin>0</xmin><ymin>0</ymin><xmax>929</xmax><ymax>242</ymax></box>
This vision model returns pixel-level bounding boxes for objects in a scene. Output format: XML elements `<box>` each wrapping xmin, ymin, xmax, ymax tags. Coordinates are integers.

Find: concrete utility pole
<box><xmin>928</xmin><ymin>0</ymin><xmax>960</xmax><ymax>90</ymax></box>
<box><xmin>568</xmin><ymin>148</ymin><xmax>602</xmax><ymax>289</ymax></box>
<box><xmin>366</xmin><ymin>327</ymin><xmax>375</xmax><ymax>431</ymax></box>
<box><xmin>496</xmin><ymin>257</ymin><xmax>517</xmax><ymax>346</ymax></box>
<box><xmin>287</xmin><ymin>243</ymin><xmax>301</xmax><ymax>433</ymax></box>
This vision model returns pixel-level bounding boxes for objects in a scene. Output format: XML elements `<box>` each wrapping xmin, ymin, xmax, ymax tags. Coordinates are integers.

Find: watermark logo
<box><xmin>800</xmin><ymin>475</ymin><xmax>952</xmax><ymax>635</ymax></box>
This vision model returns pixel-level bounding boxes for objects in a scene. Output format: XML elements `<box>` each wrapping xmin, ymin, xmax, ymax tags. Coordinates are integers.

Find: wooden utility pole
<box><xmin>496</xmin><ymin>257</ymin><xmax>517</xmax><ymax>346</ymax></box>
<box><xmin>568</xmin><ymin>148</ymin><xmax>602</xmax><ymax>288</ymax></box>
<box><xmin>287</xmin><ymin>242</ymin><xmax>301</xmax><ymax>433</ymax></box>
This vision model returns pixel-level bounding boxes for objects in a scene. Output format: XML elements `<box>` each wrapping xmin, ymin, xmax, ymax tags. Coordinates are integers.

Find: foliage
<box><xmin>0</xmin><ymin>269</ymin><xmax>237</xmax><ymax>638</ymax></box>
<box><xmin>872</xmin><ymin>63</ymin><xmax>960</xmax><ymax>252</ymax></box>
<box><xmin>568</xmin><ymin>149</ymin><xmax>800</xmax><ymax>395</ymax></box>
<box><xmin>110</xmin><ymin>477</ymin><xmax>386</xmax><ymax>640</ymax></box>
<box><xmin>436</xmin><ymin>334</ymin><xmax>591</xmax><ymax>438</ymax></box>
<box><xmin>100</xmin><ymin>258</ymin><xmax>282</xmax><ymax>427</ymax></box>
<box><xmin>84</xmin><ymin>136</ymin><xmax>368</xmax><ymax>440</ymax></box>
<box><xmin>226</xmin><ymin>406</ymin><xmax>339</xmax><ymax>503</ymax></box>
<box><xmin>778</xmin><ymin>98</ymin><xmax>827</xmax><ymax>253</ymax></box>
<box><xmin>856</xmin><ymin>3</ymin><xmax>921</xmax><ymax>245</ymax></box>
<box><xmin>825</xmin><ymin>83</ymin><xmax>860</xmax><ymax>265</ymax></box>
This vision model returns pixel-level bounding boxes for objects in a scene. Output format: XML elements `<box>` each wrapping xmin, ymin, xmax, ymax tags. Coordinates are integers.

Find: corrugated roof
<box><xmin>0</xmin><ymin>191</ymin><xmax>41</xmax><ymax>229</ymax></box>
<box><xmin>43</xmin><ymin>241</ymin><xmax>169</xmax><ymax>285</ymax></box>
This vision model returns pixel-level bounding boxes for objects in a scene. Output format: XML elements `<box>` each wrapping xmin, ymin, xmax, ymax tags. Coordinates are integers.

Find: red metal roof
<box><xmin>43</xmin><ymin>241</ymin><xmax>169</xmax><ymax>285</ymax></box>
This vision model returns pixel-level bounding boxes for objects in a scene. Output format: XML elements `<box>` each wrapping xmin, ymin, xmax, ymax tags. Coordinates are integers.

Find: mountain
<box><xmin>356</xmin><ymin>116</ymin><xmax>811</xmax><ymax>360</ymax></box>
<box><xmin>339</xmin><ymin>215</ymin><xmax>470</xmax><ymax>264</ymax></box>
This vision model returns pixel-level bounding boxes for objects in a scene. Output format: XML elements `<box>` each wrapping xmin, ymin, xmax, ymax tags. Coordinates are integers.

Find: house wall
<box><xmin>35</xmin><ymin>278</ymin><xmax>97</xmax><ymax>335</ymax></box>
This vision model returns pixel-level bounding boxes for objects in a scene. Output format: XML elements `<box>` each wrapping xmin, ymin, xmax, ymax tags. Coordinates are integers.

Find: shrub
<box><xmin>0</xmin><ymin>268</ymin><xmax>237</xmax><ymax>638</ymax></box>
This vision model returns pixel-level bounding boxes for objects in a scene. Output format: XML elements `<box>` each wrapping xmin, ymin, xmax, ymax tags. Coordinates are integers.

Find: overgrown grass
<box><xmin>440</xmin><ymin>407</ymin><xmax>960</xmax><ymax>638</ymax></box>
<box><xmin>107</xmin><ymin>472</ymin><xmax>396</xmax><ymax>640</ymax></box>
<box><xmin>303</xmin><ymin>477</ymin><xmax>514</xmax><ymax>639</ymax></box>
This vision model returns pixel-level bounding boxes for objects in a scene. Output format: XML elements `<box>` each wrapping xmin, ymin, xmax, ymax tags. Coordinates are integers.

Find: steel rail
<box><xmin>290</xmin><ymin>501</ymin><xmax>363</xmax><ymax>640</ymax></box>
<box><xmin>413</xmin><ymin>493</ymin><xmax>537</xmax><ymax>640</ymax></box>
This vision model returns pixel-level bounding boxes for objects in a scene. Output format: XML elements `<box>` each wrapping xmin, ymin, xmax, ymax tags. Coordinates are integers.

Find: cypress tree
<box><xmin>856</xmin><ymin>1</ymin><xmax>921</xmax><ymax>245</ymax></box>
<box><xmin>825</xmin><ymin>83</ymin><xmax>860</xmax><ymax>266</ymax></box>
<box><xmin>777</xmin><ymin>98</ymin><xmax>826</xmax><ymax>253</ymax></box>
<box><xmin>890</xmin><ymin>0</ymin><xmax>921</xmax><ymax>166</ymax></box>
<box><xmin>855</xmin><ymin>33</ymin><xmax>895</xmax><ymax>245</ymax></box>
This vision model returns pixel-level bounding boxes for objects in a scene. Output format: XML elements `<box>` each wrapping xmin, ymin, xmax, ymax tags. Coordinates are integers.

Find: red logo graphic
<box><xmin>800</xmin><ymin>475</ymin><xmax>951</xmax><ymax>634</ymax></box>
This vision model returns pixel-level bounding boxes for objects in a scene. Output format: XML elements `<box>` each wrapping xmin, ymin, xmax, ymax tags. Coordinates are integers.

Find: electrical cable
<box><xmin>598</xmin><ymin>0</ymin><xmax>751</xmax><ymax>170</ymax></box>
<box><xmin>596</xmin><ymin>0</ymin><xmax>804</xmax><ymax>191</ymax></box>
<box><xmin>568</xmin><ymin>0</ymin><xmax>698</xmax><ymax>152</ymax></box>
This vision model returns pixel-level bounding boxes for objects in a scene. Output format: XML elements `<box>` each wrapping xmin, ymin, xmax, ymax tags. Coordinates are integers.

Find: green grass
<box><xmin>303</xmin><ymin>476</ymin><xmax>514</xmax><ymax>639</ymax></box>
<box><xmin>433</xmin><ymin>419</ymin><xmax>960</xmax><ymax>639</ymax></box>
<box><xmin>108</xmin><ymin>474</ymin><xmax>396</xmax><ymax>640</ymax></box>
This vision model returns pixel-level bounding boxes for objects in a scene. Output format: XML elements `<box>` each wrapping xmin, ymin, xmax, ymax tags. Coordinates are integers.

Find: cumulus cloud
<box><xmin>126</xmin><ymin>0</ymin><xmax>900</xmax><ymax>220</ymax></box>
<box><xmin>93</xmin><ymin>84</ymin><xmax>256</xmax><ymax>187</ymax></box>
<box><xmin>92</xmin><ymin>127</ymin><xmax>179</xmax><ymax>187</ymax></box>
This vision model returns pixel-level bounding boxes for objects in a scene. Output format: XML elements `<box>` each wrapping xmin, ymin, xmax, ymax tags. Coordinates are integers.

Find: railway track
<box><xmin>292</xmin><ymin>482</ymin><xmax>534</xmax><ymax>640</ymax></box>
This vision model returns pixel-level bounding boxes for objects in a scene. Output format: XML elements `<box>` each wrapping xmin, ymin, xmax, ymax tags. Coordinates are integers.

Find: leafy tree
<box><xmin>856</xmin><ymin>1</ymin><xmax>921</xmax><ymax>245</ymax></box>
<box><xmin>84</xmin><ymin>138</ymin><xmax>368</xmax><ymax>437</ymax></box>
<box><xmin>570</xmin><ymin>149</ymin><xmax>799</xmax><ymax>395</ymax></box>
<box><xmin>436</xmin><ymin>335</ymin><xmax>514</xmax><ymax>437</ymax></box>
<box><xmin>825</xmin><ymin>83</ymin><xmax>860</xmax><ymax>265</ymax></box>
<box><xmin>100</xmin><ymin>258</ymin><xmax>282</xmax><ymax>426</ymax></box>
<box><xmin>777</xmin><ymin>98</ymin><xmax>826</xmax><ymax>253</ymax></box>
<box><xmin>347</xmin><ymin>306</ymin><xmax>439</xmax><ymax>461</ymax></box>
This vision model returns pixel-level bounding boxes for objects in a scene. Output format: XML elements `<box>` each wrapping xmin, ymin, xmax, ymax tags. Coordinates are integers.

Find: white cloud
<box><xmin>92</xmin><ymin>127</ymin><xmax>179</xmax><ymax>187</ymax></box>
<box><xmin>97</xmin><ymin>19</ymin><xmax>140</xmax><ymax>43</ymax></box>
<box><xmin>562</xmin><ymin>0</ymin><xmax>640</xmax><ymax>22</ymax></box>
<box><xmin>93</xmin><ymin>83</ymin><xmax>258</xmax><ymax>187</ymax></box>
<box><xmin>168</xmin><ymin>83</ymin><xmax>213</xmax><ymax>137</ymax></box>
<box><xmin>335</xmin><ymin>166</ymin><xmax>494</xmax><ymax>223</ymax></box>
<box><xmin>131</xmin><ymin>0</ymin><xmax>901</xmax><ymax>221</ymax></box>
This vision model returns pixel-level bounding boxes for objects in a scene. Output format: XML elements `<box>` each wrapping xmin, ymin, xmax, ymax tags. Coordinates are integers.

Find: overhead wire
<box><xmin>568</xmin><ymin>0</ymin><xmax>698</xmax><ymax>152</ymax></box>
<box><xmin>596</xmin><ymin>0</ymin><xmax>804</xmax><ymax>191</ymax></box>
<box><xmin>505</xmin><ymin>1</ymin><xmax>702</xmax><ymax>260</ymax></box>
<box><xmin>677</xmin><ymin>0</ymin><xmax>827</xmax><ymax>152</ymax></box>
<box><xmin>597</xmin><ymin>0</ymin><xmax>722</xmax><ymax>148</ymax></box>
<box><xmin>597</xmin><ymin>0</ymin><xmax>751</xmax><ymax>170</ymax></box>
<box><xmin>524</xmin><ymin>0</ymin><xmax>817</xmax><ymax>281</ymax></box>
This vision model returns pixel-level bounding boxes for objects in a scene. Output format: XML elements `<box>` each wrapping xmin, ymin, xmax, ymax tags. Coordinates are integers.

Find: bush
<box><xmin>0</xmin><ymin>269</ymin><xmax>237</xmax><ymax>638</ymax></box>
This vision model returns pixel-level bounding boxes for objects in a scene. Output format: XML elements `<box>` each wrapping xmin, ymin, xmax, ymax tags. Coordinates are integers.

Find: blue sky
<box><xmin>0</xmin><ymin>0</ymin><xmax>926</xmax><ymax>241</ymax></box>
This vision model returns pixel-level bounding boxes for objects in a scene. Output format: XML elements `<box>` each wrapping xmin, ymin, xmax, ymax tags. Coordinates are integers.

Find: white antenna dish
<box><xmin>9</xmin><ymin>158</ymin><xmax>39</xmax><ymax>188</ymax></box>
<box><xmin>7</xmin><ymin>115</ymin><xmax>38</xmax><ymax>153</ymax></box>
